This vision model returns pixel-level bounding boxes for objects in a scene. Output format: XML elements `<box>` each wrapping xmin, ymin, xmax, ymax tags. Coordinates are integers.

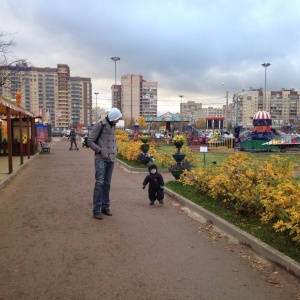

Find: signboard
<box><xmin>200</xmin><ymin>146</ymin><xmax>208</xmax><ymax>152</ymax></box>
<box><xmin>36</xmin><ymin>122</ymin><xmax>48</xmax><ymax>143</ymax></box>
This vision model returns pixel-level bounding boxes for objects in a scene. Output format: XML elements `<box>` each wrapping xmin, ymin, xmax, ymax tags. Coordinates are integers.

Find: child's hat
<box><xmin>148</xmin><ymin>164</ymin><xmax>157</xmax><ymax>172</ymax></box>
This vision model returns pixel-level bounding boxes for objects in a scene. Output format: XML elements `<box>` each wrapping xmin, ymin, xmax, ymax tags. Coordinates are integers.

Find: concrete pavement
<box><xmin>0</xmin><ymin>151</ymin><xmax>40</xmax><ymax>189</ymax></box>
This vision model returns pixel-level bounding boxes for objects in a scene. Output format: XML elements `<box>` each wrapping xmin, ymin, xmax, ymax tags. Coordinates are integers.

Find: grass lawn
<box><xmin>157</xmin><ymin>144</ymin><xmax>300</xmax><ymax>166</ymax></box>
<box><xmin>195</xmin><ymin>151</ymin><xmax>300</xmax><ymax>166</ymax></box>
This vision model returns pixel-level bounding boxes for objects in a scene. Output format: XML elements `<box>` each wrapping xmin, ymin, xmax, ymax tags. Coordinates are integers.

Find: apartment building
<box><xmin>181</xmin><ymin>100</ymin><xmax>225</xmax><ymax>122</ymax></box>
<box><xmin>118</xmin><ymin>74</ymin><xmax>157</xmax><ymax>121</ymax></box>
<box><xmin>69</xmin><ymin>76</ymin><xmax>92</xmax><ymax>127</ymax></box>
<box><xmin>111</xmin><ymin>84</ymin><xmax>122</xmax><ymax>112</ymax></box>
<box><xmin>180</xmin><ymin>101</ymin><xmax>202</xmax><ymax>115</ymax></box>
<box><xmin>233</xmin><ymin>88</ymin><xmax>300</xmax><ymax>128</ymax></box>
<box><xmin>0</xmin><ymin>63</ymin><xmax>92</xmax><ymax>128</ymax></box>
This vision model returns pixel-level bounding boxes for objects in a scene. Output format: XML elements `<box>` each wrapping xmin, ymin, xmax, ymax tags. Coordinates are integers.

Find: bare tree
<box><xmin>0</xmin><ymin>32</ymin><xmax>27</xmax><ymax>87</ymax></box>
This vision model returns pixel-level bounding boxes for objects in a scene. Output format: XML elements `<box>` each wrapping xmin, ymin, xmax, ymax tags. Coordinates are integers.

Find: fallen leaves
<box><xmin>265</xmin><ymin>277</ymin><xmax>280</xmax><ymax>284</ymax></box>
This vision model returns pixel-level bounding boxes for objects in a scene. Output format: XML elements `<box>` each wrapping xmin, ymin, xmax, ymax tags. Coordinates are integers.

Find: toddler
<box><xmin>142</xmin><ymin>164</ymin><xmax>164</xmax><ymax>205</ymax></box>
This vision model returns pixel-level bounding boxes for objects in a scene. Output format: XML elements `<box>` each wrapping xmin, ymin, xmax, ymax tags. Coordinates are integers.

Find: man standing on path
<box><xmin>88</xmin><ymin>108</ymin><xmax>122</xmax><ymax>220</ymax></box>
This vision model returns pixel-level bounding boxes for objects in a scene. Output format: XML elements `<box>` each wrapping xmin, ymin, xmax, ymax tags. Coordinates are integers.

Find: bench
<box><xmin>40</xmin><ymin>141</ymin><xmax>51</xmax><ymax>153</ymax></box>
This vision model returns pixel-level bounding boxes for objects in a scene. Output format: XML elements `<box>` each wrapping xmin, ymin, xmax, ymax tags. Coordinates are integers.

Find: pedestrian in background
<box><xmin>69</xmin><ymin>128</ymin><xmax>78</xmax><ymax>150</ymax></box>
<box><xmin>88</xmin><ymin>108</ymin><xmax>122</xmax><ymax>220</ymax></box>
<box><xmin>142</xmin><ymin>164</ymin><xmax>164</xmax><ymax>205</ymax></box>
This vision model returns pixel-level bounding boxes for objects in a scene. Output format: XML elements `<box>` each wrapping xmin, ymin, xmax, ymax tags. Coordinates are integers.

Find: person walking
<box><xmin>88</xmin><ymin>108</ymin><xmax>122</xmax><ymax>220</ymax></box>
<box><xmin>69</xmin><ymin>128</ymin><xmax>78</xmax><ymax>150</ymax></box>
<box><xmin>142</xmin><ymin>164</ymin><xmax>165</xmax><ymax>205</ymax></box>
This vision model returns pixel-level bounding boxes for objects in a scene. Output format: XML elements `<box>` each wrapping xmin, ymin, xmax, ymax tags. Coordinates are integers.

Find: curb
<box><xmin>117</xmin><ymin>158</ymin><xmax>300</xmax><ymax>278</ymax></box>
<box><xmin>164</xmin><ymin>187</ymin><xmax>300</xmax><ymax>278</ymax></box>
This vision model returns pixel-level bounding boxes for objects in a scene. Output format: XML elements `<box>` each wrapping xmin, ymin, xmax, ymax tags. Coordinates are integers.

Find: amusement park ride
<box><xmin>239</xmin><ymin>110</ymin><xmax>300</xmax><ymax>151</ymax></box>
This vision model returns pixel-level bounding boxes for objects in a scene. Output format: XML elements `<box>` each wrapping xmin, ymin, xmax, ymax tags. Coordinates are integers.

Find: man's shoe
<box><xmin>94</xmin><ymin>213</ymin><xmax>103</xmax><ymax>220</ymax></box>
<box><xmin>149</xmin><ymin>201</ymin><xmax>154</xmax><ymax>205</ymax></box>
<box><xmin>159</xmin><ymin>200</ymin><xmax>164</xmax><ymax>204</ymax></box>
<box><xmin>101</xmin><ymin>208</ymin><xmax>113</xmax><ymax>216</ymax></box>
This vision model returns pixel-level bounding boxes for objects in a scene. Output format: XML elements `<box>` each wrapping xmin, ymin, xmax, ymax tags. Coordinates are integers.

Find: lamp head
<box><xmin>262</xmin><ymin>63</ymin><xmax>271</xmax><ymax>67</ymax></box>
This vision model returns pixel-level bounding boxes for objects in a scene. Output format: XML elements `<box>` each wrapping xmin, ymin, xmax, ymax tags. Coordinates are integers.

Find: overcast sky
<box><xmin>1</xmin><ymin>0</ymin><xmax>300</xmax><ymax>115</ymax></box>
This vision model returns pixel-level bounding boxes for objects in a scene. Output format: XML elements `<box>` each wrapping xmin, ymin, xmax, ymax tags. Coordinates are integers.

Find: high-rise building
<box><xmin>57</xmin><ymin>64</ymin><xmax>70</xmax><ymax>127</ymax></box>
<box><xmin>118</xmin><ymin>74</ymin><xmax>157</xmax><ymax>121</ymax></box>
<box><xmin>180</xmin><ymin>101</ymin><xmax>203</xmax><ymax>120</ymax></box>
<box><xmin>111</xmin><ymin>84</ymin><xmax>122</xmax><ymax>112</ymax></box>
<box><xmin>0</xmin><ymin>63</ymin><xmax>92</xmax><ymax>128</ymax></box>
<box><xmin>69</xmin><ymin>76</ymin><xmax>92</xmax><ymax>127</ymax></box>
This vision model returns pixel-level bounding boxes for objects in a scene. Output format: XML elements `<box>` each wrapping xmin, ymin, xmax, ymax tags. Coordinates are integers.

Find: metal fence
<box><xmin>189</xmin><ymin>138</ymin><xmax>235</xmax><ymax>153</ymax></box>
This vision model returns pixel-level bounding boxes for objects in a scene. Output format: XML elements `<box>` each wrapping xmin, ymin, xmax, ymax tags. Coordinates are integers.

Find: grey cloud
<box><xmin>2</xmin><ymin>0</ymin><xmax>300</xmax><ymax>112</ymax></box>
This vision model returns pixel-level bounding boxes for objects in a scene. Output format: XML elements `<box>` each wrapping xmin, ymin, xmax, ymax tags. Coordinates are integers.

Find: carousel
<box><xmin>239</xmin><ymin>111</ymin><xmax>276</xmax><ymax>151</ymax></box>
<box><xmin>240</xmin><ymin>110</ymin><xmax>300</xmax><ymax>151</ymax></box>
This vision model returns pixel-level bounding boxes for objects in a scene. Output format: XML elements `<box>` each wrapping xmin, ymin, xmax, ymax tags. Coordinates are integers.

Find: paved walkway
<box><xmin>0</xmin><ymin>139</ymin><xmax>300</xmax><ymax>300</ymax></box>
<box><xmin>0</xmin><ymin>155</ymin><xmax>38</xmax><ymax>188</ymax></box>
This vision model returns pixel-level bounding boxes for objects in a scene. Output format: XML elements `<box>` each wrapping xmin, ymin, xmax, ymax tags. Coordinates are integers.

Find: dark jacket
<box><xmin>69</xmin><ymin>129</ymin><xmax>76</xmax><ymax>141</ymax></box>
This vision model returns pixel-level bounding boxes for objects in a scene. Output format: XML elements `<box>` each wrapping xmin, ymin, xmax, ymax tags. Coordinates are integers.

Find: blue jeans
<box><xmin>93</xmin><ymin>159</ymin><xmax>114</xmax><ymax>214</ymax></box>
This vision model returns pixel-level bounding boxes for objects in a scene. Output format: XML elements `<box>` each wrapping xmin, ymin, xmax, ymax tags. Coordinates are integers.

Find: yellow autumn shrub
<box><xmin>116</xmin><ymin>129</ymin><xmax>130</xmax><ymax>142</ymax></box>
<box><xmin>258</xmin><ymin>155</ymin><xmax>300</xmax><ymax>242</ymax></box>
<box><xmin>153</xmin><ymin>152</ymin><xmax>174</xmax><ymax>168</ymax></box>
<box><xmin>179</xmin><ymin>166</ymin><xmax>215</xmax><ymax>195</ymax></box>
<box><xmin>179</xmin><ymin>152</ymin><xmax>300</xmax><ymax>242</ymax></box>
<box><xmin>117</xmin><ymin>140</ymin><xmax>157</xmax><ymax>162</ymax></box>
<box><xmin>208</xmin><ymin>153</ymin><xmax>263</xmax><ymax>215</ymax></box>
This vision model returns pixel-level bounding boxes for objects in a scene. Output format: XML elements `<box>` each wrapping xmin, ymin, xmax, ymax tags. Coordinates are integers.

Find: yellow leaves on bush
<box><xmin>179</xmin><ymin>167</ymin><xmax>215</xmax><ymax>195</ymax></box>
<box><xmin>260</xmin><ymin>180</ymin><xmax>300</xmax><ymax>242</ymax></box>
<box><xmin>116</xmin><ymin>129</ymin><xmax>130</xmax><ymax>142</ymax></box>
<box><xmin>208</xmin><ymin>153</ymin><xmax>263</xmax><ymax>215</ymax></box>
<box><xmin>117</xmin><ymin>140</ymin><xmax>157</xmax><ymax>162</ymax></box>
<box><xmin>153</xmin><ymin>152</ymin><xmax>174</xmax><ymax>168</ymax></box>
<box><xmin>180</xmin><ymin>152</ymin><xmax>300</xmax><ymax>243</ymax></box>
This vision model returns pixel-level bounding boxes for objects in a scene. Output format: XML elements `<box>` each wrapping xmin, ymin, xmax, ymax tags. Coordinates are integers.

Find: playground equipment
<box><xmin>239</xmin><ymin>111</ymin><xmax>300</xmax><ymax>152</ymax></box>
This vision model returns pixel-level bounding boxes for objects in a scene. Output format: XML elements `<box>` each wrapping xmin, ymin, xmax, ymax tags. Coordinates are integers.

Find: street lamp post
<box><xmin>236</xmin><ymin>95</ymin><xmax>239</xmax><ymax>127</ymax></box>
<box><xmin>111</xmin><ymin>57</ymin><xmax>120</xmax><ymax>85</ymax></box>
<box><xmin>179</xmin><ymin>95</ymin><xmax>183</xmax><ymax>132</ymax></box>
<box><xmin>261</xmin><ymin>63</ymin><xmax>271</xmax><ymax>111</ymax></box>
<box><xmin>94</xmin><ymin>92</ymin><xmax>99</xmax><ymax>121</ymax></box>
<box><xmin>111</xmin><ymin>57</ymin><xmax>120</xmax><ymax>109</ymax></box>
<box><xmin>221</xmin><ymin>83</ymin><xmax>228</xmax><ymax>130</ymax></box>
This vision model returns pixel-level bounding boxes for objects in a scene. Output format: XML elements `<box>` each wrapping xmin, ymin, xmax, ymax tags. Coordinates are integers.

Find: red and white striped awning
<box><xmin>253</xmin><ymin>111</ymin><xmax>271</xmax><ymax>120</ymax></box>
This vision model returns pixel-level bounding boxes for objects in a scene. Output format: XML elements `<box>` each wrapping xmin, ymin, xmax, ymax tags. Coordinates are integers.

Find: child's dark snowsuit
<box><xmin>142</xmin><ymin>164</ymin><xmax>164</xmax><ymax>204</ymax></box>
